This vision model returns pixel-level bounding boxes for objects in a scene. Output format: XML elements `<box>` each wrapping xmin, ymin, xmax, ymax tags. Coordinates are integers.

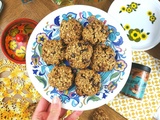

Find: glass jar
<box><xmin>121</xmin><ymin>62</ymin><xmax>151</xmax><ymax>100</ymax></box>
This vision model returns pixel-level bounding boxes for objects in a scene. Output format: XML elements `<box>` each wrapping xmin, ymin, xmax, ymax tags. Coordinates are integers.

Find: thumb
<box><xmin>47</xmin><ymin>96</ymin><xmax>62</xmax><ymax>120</ymax></box>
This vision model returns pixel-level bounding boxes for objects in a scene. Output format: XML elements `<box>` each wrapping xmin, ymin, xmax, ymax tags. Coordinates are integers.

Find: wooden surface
<box><xmin>0</xmin><ymin>0</ymin><xmax>159</xmax><ymax>119</ymax></box>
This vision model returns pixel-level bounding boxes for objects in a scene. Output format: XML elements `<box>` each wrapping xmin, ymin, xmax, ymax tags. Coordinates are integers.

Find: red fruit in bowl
<box><xmin>16</xmin><ymin>33</ymin><xmax>26</xmax><ymax>42</ymax></box>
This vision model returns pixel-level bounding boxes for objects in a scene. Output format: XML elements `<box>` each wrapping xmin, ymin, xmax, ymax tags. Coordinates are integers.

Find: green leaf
<box><xmin>38</xmin><ymin>44</ymin><xmax>42</xmax><ymax>56</ymax></box>
<box><xmin>110</xmin><ymin>72</ymin><xmax>120</xmax><ymax>81</ymax></box>
<box><xmin>141</xmin><ymin>29</ymin><xmax>144</xmax><ymax>32</ymax></box>
<box><xmin>35</xmin><ymin>76</ymin><xmax>47</xmax><ymax>88</ymax></box>
<box><xmin>87</xmin><ymin>96</ymin><xmax>100</xmax><ymax>104</ymax></box>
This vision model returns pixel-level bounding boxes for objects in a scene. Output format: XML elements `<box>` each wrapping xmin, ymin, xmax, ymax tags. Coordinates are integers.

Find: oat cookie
<box><xmin>75</xmin><ymin>69</ymin><xmax>101</xmax><ymax>96</ymax></box>
<box><xmin>42</xmin><ymin>40</ymin><xmax>65</xmax><ymax>65</ymax></box>
<box><xmin>65</xmin><ymin>40</ymin><xmax>93</xmax><ymax>69</ymax></box>
<box><xmin>60</xmin><ymin>18</ymin><xmax>83</xmax><ymax>44</ymax></box>
<box><xmin>82</xmin><ymin>16</ymin><xmax>109</xmax><ymax>45</ymax></box>
<box><xmin>92</xmin><ymin>108</ymin><xmax>109</xmax><ymax>120</ymax></box>
<box><xmin>90</xmin><ymin>44</ymin><xmax>116</xmax><ymax>72</ymax></box>
<box><xmin>48</xmin><ymin>65</ymin><xmax>74</xmax><ymax>91</ymax></box>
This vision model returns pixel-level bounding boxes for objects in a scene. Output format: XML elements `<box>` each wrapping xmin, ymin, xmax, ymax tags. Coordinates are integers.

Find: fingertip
<box><xmin>52</xmin><ymin>96</ymin><xmax>60</xmax><ymax>104</ymax></box>
<box><xmin>47</xmin><ymin>96</ymin><xmax>62</xmax><ymax>120</ymax></box>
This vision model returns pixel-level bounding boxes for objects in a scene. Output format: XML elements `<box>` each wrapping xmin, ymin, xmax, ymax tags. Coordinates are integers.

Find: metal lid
<box><xmin>132</xmin><ymin>62</ymin><xmax>151</xmax><ymax>73</ymax></box>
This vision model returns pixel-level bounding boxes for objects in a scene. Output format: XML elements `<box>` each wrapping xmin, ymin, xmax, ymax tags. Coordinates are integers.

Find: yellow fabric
<box><xmin>108</xmin><ymin>51</ymin><xmax>160</xmax><ymax>120</ymax></box>
<box><xmin>0</xmin><ymin>59</ymin><xmax>41</xmax><ymax>119</ymax></box>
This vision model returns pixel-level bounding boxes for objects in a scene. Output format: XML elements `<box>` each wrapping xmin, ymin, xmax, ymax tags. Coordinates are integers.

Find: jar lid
<box><xmin>132</xmin><ymin>62</ymin><xmax>151</xmax><ymax>73</ymax></box>
<box><xmin>1</xmin><ymin>18</ymin><xmax>37</xmax><ymax>64</ymax></box>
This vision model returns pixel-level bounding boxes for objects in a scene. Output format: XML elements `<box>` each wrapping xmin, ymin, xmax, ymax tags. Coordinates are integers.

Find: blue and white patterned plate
<box><xmin>26</xmin><ymin>5</ymin><xmax>132</xmax><ymax>110</ymax></box>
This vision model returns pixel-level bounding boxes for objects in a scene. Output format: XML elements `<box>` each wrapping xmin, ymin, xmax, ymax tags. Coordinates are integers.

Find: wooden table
<box><xmin>0</xmin><ymin>0</ymin><xmax>159</xmax><ymax>119</ymax></box>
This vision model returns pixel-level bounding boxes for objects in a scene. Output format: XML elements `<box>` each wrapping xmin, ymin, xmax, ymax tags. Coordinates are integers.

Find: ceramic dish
<box><xmin>108</xmin><ymin>0</ymin><xmax>160</xmax><ymax>51</ymax></box>
<box><xmin>26</xmin><ymin>5</ymin><xmax>132</xmax><ymax>110</ymax></box>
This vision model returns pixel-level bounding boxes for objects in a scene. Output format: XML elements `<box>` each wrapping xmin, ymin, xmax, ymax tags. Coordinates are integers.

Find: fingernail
<box><xmin>52</xmin><ymin>96</ymin><xmax>59</xmax><ymax>104</ymax></box>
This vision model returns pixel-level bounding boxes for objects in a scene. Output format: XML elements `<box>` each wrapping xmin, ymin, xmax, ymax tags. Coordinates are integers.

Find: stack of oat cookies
<box><xmin>42</xmin><ymin>16</ymin><xmax>116</xmax><ymax>96</ymax></box>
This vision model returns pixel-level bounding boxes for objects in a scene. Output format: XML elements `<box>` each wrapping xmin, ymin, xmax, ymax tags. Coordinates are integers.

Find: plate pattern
<box><xmin>28</xmin><ymin>9</ymin><xmax>130</xmax><ymax>109</ymax></box>
<box><xmin>119</xmin><ymin>2</ymin><xmax>157</xmax><ymax>43</ymax></box>
<box><xmin>108</xmin><ymin>0</ymin><xmax>160</xmax><ymax>51</ymax></box>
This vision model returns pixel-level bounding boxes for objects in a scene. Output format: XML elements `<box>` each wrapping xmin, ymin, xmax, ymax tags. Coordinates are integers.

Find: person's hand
<box><xmin>32</xmin><ymin>97</ymin><xmax>83</xmax><ymax>120</ymax></box>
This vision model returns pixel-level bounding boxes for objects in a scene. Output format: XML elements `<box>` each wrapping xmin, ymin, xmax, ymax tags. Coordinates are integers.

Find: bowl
<box><xmin>0</xmin><ymin>18</ymin><xmax>37</xmax><ymax>64</ymax></box>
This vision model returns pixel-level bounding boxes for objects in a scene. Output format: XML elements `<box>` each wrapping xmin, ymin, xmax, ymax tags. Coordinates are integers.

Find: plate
<box><xmin>108</xmin><ymin>0</ymin><xmax>160</xmax><ymax>51</ymax></box>
<box><xmin>26</xmin><ymin>5</ymin><xmax>132</xmax><ymax>110</ymax></box>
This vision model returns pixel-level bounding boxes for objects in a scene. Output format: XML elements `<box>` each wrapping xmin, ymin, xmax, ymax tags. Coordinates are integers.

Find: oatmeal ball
<box><xmin>48</xmin><ymin>65</ymin><xmax>74</xmax><ymax>91</ymax></box>
<box><xmin>42</xmin><ymin>40</ymin><xmax>65</xmax><ymax>65</ymax></box>
<box><xmin>60</xmin><ymin>18</ymin><xmax>83</xmax><ymax>44</ymax></box>
<box><xmin>92</xmin><ymin>108</ymin><xmax>109</xmax><ymax>120</ymax></box>
<box><xmin>75</xmin><ymin>69</ymin><xmax>101</xmax><ymax>96</ymax></box>
<box><xmin>65</xmin><ymin>40</ymin><xmax>93</xmax><ymax>69</ymax></box>
<box><xmin>90</xmin><ymin>44</ymin><xmax>116</xmax><ymax>72</ymax></box>
<box><xmin>82</xmin><ymin>16</ymin><xmax>109</xmax><ymax>45</ymax></box>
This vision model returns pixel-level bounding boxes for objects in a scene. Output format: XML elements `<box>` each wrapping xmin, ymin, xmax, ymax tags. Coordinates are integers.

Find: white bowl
<box><xmin>108</xmin><ymin>0</ymin><xmax>160</xmax><ymax>51</ymax></box>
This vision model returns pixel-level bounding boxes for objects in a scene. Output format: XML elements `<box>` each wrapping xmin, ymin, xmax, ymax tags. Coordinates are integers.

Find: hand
<box><xmin>32</xmin><ymin>97</ymin><xmax>83</xmax><ymax>120</ymax></box>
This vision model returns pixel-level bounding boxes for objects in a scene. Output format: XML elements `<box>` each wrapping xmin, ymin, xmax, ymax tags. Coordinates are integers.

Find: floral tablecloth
<box><xmin>0</xmin><ymin>51</ymin><xmax>159</xmax><ymax>119</ymax></box>
<box><xmin>108</xmin><ymin>51</ymin><xmax>160</xmax><ymax>120</ymax></box>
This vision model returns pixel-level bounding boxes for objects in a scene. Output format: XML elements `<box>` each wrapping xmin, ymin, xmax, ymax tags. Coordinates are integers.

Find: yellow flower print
<box><xmin>36</xmin><ymin>33</ymin><xmax>48</xmax><ymax>45</ymax></box>
<box><xmin>126</xmin><ymin>7</ymin><xmax>132</xmax><ymax>13</ymax></box>
<box><xmin>130</xmin><ymin>2</ymin><xmax>138</xmax><ymax>10</ymax></box>
<box><xmin>114</xmin><ymin>60</ymin><xmax>127</xmax><ymax>72</ymax></box>
<box><xmin>9</xmin><ymin>40</ymin><xmax>18</xmax><ymax>51</ymax></box>
<box><xmin>147</xmin><ymin>11</ymin><xmax>156</xmax><ymax>24</ymax></box>
<box><xmin>127</xmin><ymin>28</ymin><xmax>150</xmax><ymax>42</ymax></box>
<box><xmin>147</xmin><ymin>11</ymin><xmax>152</xmax><ymax>16</ymax></box>
<box><xmin>150</xmin><ymin>14</ymin><xmax>156</xmax><ymax>24</ymax></box>
<box><xmin>120</xmin><ymin>2</ymin><xmax>140</xmax><ymax>13</ymax></box>
<box><xmin>124</xmin><ymin>24</ymin><xmax>130</xmax><ymax>30</ymax></box>
<box><xmin>119</xmin><ymin>6</ymin><xmax>126</xmax><ymax>13</ymax></box>
<box><xmin>140</xmin><ymin>32</ymin><xmax>148</xmax><ymax>40</ymax></box>
<box><xmin>128</xmin><ymin>29</ymin><xmax>141</xmax><ymax>42</ymax></box>
<box><xmin>15</xmin><ymin>46</ymin><xmax>26</xmax><ymax>59</ymax></box>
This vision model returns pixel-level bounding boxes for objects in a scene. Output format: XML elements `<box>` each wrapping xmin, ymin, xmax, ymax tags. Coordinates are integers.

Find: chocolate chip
<box><xmin>83</xmin><ymin>41</ymin><xmax>90</xmax><ymax>45</ymax></box>
<box><xmin>82</xmin><ymin>59</ymin><xmax>90</xmax><ymax>64</ymax></box>
<box><xmin>78</xmin><ymin>42</ymin><xmax>82</xmax><ymax>47</ymax></box>
<box><xmin>81</xmin><ymin>74</ymin><xmax>86</xmax><ymax>79</ymax></box>
<box><xmin>89</xmin><ymin>77</ymin><xmax>94</xmax><ymax>82</ymax></box>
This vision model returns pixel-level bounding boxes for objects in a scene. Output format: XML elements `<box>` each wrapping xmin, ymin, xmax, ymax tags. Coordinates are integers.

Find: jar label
<box><xmin>121</xmin><ymin>75</ymin><xmax>147</xmax><ymax>99</ymax></box>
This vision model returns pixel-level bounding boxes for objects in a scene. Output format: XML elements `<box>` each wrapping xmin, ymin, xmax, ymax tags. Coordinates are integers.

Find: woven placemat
<box><xmin>0</xmin><ymin>59</ymin><xmax>41</xmax><ymax>119</ymax></box>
